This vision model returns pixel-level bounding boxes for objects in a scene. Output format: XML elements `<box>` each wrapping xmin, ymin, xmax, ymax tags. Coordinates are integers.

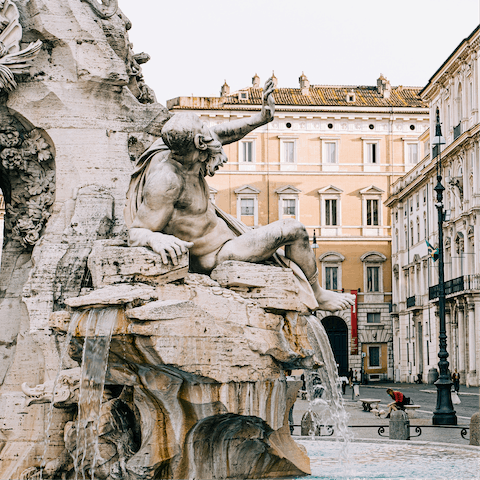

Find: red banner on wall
<box><xmin>350</xmin><ymin>290</ymin><xmax>358</xmax><ymax>355</ymax></box>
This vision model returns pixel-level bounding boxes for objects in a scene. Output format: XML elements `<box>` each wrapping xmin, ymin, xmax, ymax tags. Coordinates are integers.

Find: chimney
<box><xmin>377</xmin><ymin>73</ymin><xmax>391</xmax><ymax>99</ymax></box>
<box><xmin>252</xmin><ymin>73</ymin><xmax>260</xmax><ymax>88</ymax></box>
<box><xmin>220</xmin><ymin>80</ymin><xmax>230</xmax><ymax>97</ymax></box>
<box><xmin>299</xmin><ymin>72</ymin><xmax>310</xmax><ymax>95</ymax></box>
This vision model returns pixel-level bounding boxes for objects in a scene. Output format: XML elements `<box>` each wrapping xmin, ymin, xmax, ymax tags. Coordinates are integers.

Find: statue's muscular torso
<box><xmin>139</xmin><ymin>153</ymin><xmax>235</xmax><ymax>263</ymax></box>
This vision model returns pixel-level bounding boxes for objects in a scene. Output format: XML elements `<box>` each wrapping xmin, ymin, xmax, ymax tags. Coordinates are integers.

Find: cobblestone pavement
<box><xmin>291</xmin><ymin>382</ymin><xmax>479</xmax><ymax>446</ymax></box>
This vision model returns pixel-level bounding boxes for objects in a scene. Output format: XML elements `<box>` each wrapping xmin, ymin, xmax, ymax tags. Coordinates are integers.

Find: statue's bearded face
<box><xmin>204</xmin><ymin>143</ymin><xmax>228</xmax><ymax>177</ymax></box>
<box><xmin>197</xmin><ymin>125</ymin><xmax>228</xmax><ymax>177</ymax></box>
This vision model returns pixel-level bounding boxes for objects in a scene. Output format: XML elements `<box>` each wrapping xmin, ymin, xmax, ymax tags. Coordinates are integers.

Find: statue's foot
<box><xmin>314</xmin><ymin>289</ymin><xmax>355</xmax><ymax>312</ymax></box>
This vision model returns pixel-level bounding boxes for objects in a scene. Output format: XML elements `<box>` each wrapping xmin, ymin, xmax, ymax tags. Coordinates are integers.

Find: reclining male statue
<box><xmin>125</xmin><ymin>78</ymin><xmax>354</xmax><ymax>312</ymax></box>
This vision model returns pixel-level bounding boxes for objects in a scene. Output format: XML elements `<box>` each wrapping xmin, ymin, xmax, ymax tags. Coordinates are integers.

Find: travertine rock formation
<box><xmin>36</xmin><ymin>247</ymin><xmax>313</xmax><ymax>479</ymax></box>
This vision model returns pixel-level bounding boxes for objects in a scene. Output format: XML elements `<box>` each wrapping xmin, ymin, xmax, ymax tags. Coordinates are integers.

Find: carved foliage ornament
<box><xmin>1</xmin><ymin>125</ymin><xmax>55</xmax><ymax>248</ymax></box>
<box><xmin>0</xmin><ymin>0</ymin><xmax>42</xmax><ymax>92</ymax></box>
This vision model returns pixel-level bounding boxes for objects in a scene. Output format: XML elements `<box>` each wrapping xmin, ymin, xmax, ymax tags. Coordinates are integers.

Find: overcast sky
<box><xmin>121</xmin><ymin>1</ymin><xmax>480</xmax><ymax>106</ymax></box>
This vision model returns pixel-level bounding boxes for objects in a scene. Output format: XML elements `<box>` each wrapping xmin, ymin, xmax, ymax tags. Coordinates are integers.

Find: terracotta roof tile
<box><xmin>221</xmin><ymin>85</ymin><xmax>427</xmax><ymax>109</ymax></box>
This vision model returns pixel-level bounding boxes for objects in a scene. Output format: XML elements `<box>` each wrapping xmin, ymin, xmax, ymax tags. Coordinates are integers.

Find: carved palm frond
<box><xmin>0</xmin><ymin>63</ymin><xmax>15</xmax><ymax>90</ymax></box>
<box><xmin>0</xmin><ymin>40</ymin><xmax>42</xmax><ymax>73</ymax></box>
<box><xmin>0</xmin><ymin>1</ymin><xmax>42</xmax><ymax>92</ymax></box>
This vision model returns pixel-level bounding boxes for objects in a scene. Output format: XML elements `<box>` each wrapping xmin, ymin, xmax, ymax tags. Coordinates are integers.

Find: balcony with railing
<box><xmin>453</xmin><ymin>123</ymin><xmax>462</xmax><ymax>140</ymax></box>
<box><xmin>407</xmin><ymin>295</ymin><xmax>423</xmax><ymax>310</ymax></box>
<box><xmin>429</xmin><ymin>274</ymin><xmax>480</xmax><ymax>300</ymax></box>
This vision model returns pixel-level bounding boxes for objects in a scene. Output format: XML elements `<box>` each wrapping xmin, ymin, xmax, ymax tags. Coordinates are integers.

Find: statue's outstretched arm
<box><xmin>212</xmin><ymin>78</ymin><xmax>275</xmax><ymax>145</ymax></box>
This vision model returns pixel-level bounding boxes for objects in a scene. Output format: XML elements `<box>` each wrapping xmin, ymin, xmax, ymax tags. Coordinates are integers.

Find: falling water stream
<box><xmin>304</xmin><ymin>315</ymin><xmax>352</xmax><ymax>463</ymax></box>
<box><xmin>40</xmin><ymin>311</ymin><xmax>83</xmax><ymax>478</ymax></box>
<box><xmin>73</xmin><ymin>307</ymin><xmax>118</xmax><ymax>480</ymax></box>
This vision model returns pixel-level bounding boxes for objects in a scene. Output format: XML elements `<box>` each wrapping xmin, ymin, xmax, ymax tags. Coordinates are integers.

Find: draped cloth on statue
<box><xmin>124</xmin><ymin>139</ymin><xmax>318</xmax><ymax>311</ymax></box>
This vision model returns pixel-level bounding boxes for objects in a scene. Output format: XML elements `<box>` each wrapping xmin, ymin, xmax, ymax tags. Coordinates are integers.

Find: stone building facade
<box><xmin>167</xmin><ymin>74</ymin><xmax>429</xmax><ymax>380</ymax></box>
<box><xmin>386</xmin><ymin>25</ymin><xmax>479</xmax><ymax>385</ymax></box>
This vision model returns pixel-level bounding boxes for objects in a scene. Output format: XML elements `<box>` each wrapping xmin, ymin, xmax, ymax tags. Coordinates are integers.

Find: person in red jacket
<box><xmin>385</xmin><ymin>388</ymin><xmax>410</xmax><ymax>417</ymax></box>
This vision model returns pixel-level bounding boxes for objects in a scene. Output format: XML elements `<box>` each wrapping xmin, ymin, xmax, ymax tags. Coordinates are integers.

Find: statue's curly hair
<box><xmin>161</xmin><ymin>113</ymin><xmax>203</xmax><ymax>155</ymax></box>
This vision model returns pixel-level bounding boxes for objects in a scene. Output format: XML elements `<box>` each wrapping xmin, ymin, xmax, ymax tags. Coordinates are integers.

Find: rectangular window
<box><xmin>367</xmin><ymin>143</ymin><xmax>377</xmax><ymax>163</ymax></box>
<box><xmin>367</xmin><ymin>266</ymin><xmax>380</xmax><ymax>292</ymax></box>
<box><xmin>283</xmin><ymin>141</ymin><xmax>295</xmax><ymax>163</ymax></box>
<box><xmin>325</xmin><ymin>142</ymin><xmax>337</xmax><ymax>163</ymax></box>
<box><xmin>408</xmin><ymin>144</ymin><xmax>418</xmax><ymax>164</ymax></box>
<box><xmin>367</xmin><ymin>312</ymin><xmax>381</xmax><ymax>323</ymax></box>
<box><xmin>325</xmin><ymin>199</ymin><xmax>338</xmax><ymax>226</ymax></box>
<box><xmin>283</xmin><ymin>199</ymin><xmax>296</xmax><ymax>216</ymax></box>
<box><xmin>240</xmin><ymin>198</ymin><xmax>254</xmax><ymax>216</ymax></box>
<box><xmin>325</xmin><ymin>266</ymin><xmax>338</xmax><ymax>291</ymax></box>
<box><xmin>366</xmin><ymin>199</ymin><xmax>379</xmax><ymax>226</ymax></box>
<box><xmin>369</xmin><ymin>346</ymin><xmax>380</xmax><ymax>367</ymax></box>
<box><xmin>241</xmin><ymin>141</ymin><xmax>253</xmax><ymax>163</ymax></box>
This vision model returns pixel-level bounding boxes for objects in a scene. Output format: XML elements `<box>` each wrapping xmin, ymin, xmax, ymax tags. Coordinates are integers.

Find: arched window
<box><xmin>318</xmin><ymin>251</ymin><xmax>345</xmax><ymax>291</ymax></box>
<box><xmin>361</xmin><ymin>251</ymin><xmax>387</xmax><ymax>294</ymax></box>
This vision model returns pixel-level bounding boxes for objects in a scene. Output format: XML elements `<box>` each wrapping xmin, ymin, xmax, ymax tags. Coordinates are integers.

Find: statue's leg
<box><xmin>216</xmin><ymin>219</ymin><xmax>354</xmax><ymax>311</ymax></box>
<box><xmin>216</xmin><ymin>218</ymin><xmax>314</xmax><ymax>270</ymax></box>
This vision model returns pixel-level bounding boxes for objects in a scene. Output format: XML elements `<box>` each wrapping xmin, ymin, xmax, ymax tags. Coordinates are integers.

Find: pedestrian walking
<box><xmin>452</xmin><ymin>369</ymin><xmax>460</xmax><ymax>392</ymax></box>
<box><xmin>347</xmin><ymin>368</ymin><xmax>354</xmax><ymax>387</ymax></box>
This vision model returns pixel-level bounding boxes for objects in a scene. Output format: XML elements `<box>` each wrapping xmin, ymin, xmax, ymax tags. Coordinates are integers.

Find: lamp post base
<box><xmin>432</xmin><ymin>378</ymin><xmax>457</xmax><ymax>425</ymax></box>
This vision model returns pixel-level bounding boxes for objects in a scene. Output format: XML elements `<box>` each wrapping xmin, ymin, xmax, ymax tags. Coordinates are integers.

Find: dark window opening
<box><xmin>325</xmin><ymin>266</ymin><xmax>338</xmax><ymax>291</ymax></box>
<box><xmin>325</xmin><ymin>199</ymin><xmax>338</xmax><ymax>226</ymax></box>
<box><xmin>369</xmin><ymin>346</ymin><xmax>380</xmax><ymax>367</ymax></box>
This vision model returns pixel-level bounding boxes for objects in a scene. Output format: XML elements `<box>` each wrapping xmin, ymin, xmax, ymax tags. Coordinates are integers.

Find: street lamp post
<box><xmin>432</xmin><ymin>108</ymin><xmax>457</xmax><ymax>426</ymax></box>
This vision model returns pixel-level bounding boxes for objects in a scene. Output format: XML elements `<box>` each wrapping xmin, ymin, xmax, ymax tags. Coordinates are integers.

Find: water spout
<box><xmin>305</xmin><ymin>315</ymin><xmax>352</xmax><ymax>463</ymax></box>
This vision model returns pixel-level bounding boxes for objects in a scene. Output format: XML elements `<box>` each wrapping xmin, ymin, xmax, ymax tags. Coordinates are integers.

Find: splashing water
<box><xmin>73</xmin><ymin>308</ymin><xmax>118</xmax><ymax>480</ymax></box>
<box><xmin>40</xmin><ymin>311</ymin><xmax>83</xmax><ymax>478</ymax></box>
<box><xmin>304</xmin><ymin>315</ymin><xmax>352</xmax><ymax>464</ymax></box>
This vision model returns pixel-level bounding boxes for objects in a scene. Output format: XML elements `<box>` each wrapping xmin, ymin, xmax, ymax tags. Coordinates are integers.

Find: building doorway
<box><xmin>321</xmin><ymin>316</ymin><xmax>348</xmax><ymax>376</ymax></box>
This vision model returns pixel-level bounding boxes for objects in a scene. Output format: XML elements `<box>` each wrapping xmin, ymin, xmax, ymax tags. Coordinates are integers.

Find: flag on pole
<box><xmin>426</xmin><ymin>240</ymin><xmax>439</xmax><ymax>261</ymax></box>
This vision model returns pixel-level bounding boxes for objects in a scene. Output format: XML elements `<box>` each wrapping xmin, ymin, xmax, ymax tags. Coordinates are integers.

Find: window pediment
<box><xmin>318</xmin><ymin>185</ymin><xmax>343</xmax><ymax>195</ymax></box>
<box><xmin>361</xmin><ymin>251</ymin><xmax>387</xmax><ymax>263</ymax></box>
<box><xmin>360</xmin><ymin>185</ymin><xmax>384</xmax><ymax>196</ymax></box>
<box><xmin>234</xmin><ymin>185</ymin><xmax>260</xmax><ymax>195</ymax></box>
<box><xmin>275</xmin><ymin>185</ymin><xmax>301</xmax><ymax>195</ymax></box>
<box><xmin>318</xmin><ymin>251</ymin><xmax>345</xmax><ymax>263</ymax></box>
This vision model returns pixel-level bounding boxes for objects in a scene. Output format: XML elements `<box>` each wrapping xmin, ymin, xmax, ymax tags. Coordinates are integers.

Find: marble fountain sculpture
<box><xmin>0</xmin><ymin>1</ymin><xmax>355</xmax><ymax>478</ymax></box>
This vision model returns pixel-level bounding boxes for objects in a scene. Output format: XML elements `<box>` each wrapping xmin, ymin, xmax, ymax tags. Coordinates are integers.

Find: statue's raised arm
<box><xmin>211</xmin><ymin>77</ymin><xmax>276</xmax><ymax>146</ymax></box>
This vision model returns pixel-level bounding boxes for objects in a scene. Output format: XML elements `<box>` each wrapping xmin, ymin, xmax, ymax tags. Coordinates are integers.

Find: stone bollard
<box><xmin>301</xmin><ymin>411</ymin><xmax>321</xmax><ymax>436</ymax></box>
<box><xmin>389</xmin><ymin>410</ymin><xmax>410</xmax><ymax>440</ymax></box>
<box><xmin>470</xmin><ymin>412</ymin><xmax>480</xmax><ymax>446</ymax></box>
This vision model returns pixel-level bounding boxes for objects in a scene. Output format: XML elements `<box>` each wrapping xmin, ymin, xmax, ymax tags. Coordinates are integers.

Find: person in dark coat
<box><xmin>452</xmin><ymin>369</ymin><xmax>460</xmax><ymax>392</ymax></box>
